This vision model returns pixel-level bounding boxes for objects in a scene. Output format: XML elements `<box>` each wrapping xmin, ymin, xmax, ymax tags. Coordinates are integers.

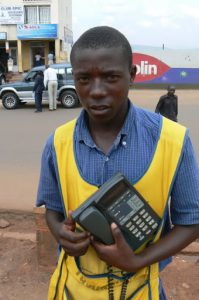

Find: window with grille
<box><xmin>25</xmin><ymin>6</ymin><xmax>50</xmax><ymax>24</ymax></box>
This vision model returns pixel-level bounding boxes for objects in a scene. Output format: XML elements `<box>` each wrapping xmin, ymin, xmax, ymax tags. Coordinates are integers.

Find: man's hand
<box><xmin>46</xmin><ymin>209</ymin><xmax>90</xmax><ymax>257</ymax></box>
<box><xmin>91</xmin><ymin>223</ymin><xmax>141</xmax><ymax>272</ymax></box>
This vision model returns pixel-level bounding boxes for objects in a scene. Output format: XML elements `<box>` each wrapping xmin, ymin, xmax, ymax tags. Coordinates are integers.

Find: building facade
<box><xmin>0</xmin><ymin>0</ymin><xmax>72</xmax><ymax>73</ymax></box>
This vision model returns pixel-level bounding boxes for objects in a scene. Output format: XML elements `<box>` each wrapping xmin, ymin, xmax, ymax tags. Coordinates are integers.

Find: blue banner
<box><xmin>17</xmin><ymin>24</ymin><xmax>58</xmax><ymax>39</ymax></box>
<box><xmin>137</xmin><ymin>68</ymin><xmax>199</xmax><ymax>85</ymax></box>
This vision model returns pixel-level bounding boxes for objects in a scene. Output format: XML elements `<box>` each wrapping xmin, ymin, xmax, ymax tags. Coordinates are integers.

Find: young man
<box><xmin>44</xmin><ymin>65</ymin><xmax>58</xmax><ymax>111</ymax></box>
<box><xmin>36</xmin><ymin>26</ymin><xmax>199</xmax><ymax>300</ymax></box>
<box><xmin>155</xmin><ymin>86</ymin><xmax>178</xmax><ymax>122</ymax></box>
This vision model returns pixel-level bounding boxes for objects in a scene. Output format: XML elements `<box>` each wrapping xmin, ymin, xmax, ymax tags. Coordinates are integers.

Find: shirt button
<box><xmin>105</xmin><ymin>157</ymin><xmax>109</xmax><ymax>162</ymax></box>
<box><xmin>122</xmin><ymin>141</ymin><xmax>127</xmax><ymax>146</ymax></box>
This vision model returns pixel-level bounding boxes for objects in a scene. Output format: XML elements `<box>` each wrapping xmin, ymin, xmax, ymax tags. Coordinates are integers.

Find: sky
<box><xmin>72</xmin><ymin>0</ymin><xmax>199</xmax><ymax>49</ymax></box>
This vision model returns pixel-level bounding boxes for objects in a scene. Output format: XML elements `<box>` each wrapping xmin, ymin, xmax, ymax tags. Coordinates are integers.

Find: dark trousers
<box><xmin>35</xmin><ymin>92</ymin><xmax>43</xmax><ymax>111</ymax></box>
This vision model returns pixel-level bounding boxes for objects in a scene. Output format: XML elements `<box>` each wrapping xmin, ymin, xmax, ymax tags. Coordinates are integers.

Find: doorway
<box><xmin>0</xmin><ymin>47</ymin><xmax>8</xmax><ymax>72</ymax></box>
<box><xmin>31</xmin><ymin>45</ymin><xmax>46</xmax><ymax>67</ymax></box>
<box><xmin>10</xmin><ymin>47</ymin><xmax>18</xmax><ymax>72</ymax></box>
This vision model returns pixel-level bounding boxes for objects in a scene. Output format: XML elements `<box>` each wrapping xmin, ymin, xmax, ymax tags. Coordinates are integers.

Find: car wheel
<box><xmin>2</xmin><ymin>92</ymin><xmax>19</xmax><ymax>109</ymax></box>
<box><xmin>60</xmin><ymin>90</ymin><xmax>79</xmax><ymax>108</ymax></box>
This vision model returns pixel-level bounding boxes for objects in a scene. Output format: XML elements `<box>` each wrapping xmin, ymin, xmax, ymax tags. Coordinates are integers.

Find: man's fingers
<box><xmin>65</xmin><ymin>210</ymin><xmax>75</xmax><ymax>224</ymax></box>
<box><xmin>111</xmin><ymin>223</ymin><xmax>124</xmax><ymax>245</ymax></box>
<box><xmin>63</xmin><ymin>238</ymin><xmax>90</xmax><ymax>256</ymax></box>
<box><xmin>64</xmin><ymin>210</ymin><xmax>76</xmax><ymax>231</ymax></box>
<box><xmin>61</xmin><ymin>229</ymin><xmax>89</xmax><ymax>243</ymax></box>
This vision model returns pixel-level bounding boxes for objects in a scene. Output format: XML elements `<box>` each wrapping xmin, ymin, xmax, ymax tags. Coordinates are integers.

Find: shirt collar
<box><xmin>76</xmin><ymin>100</ymin><xmax>135</xmax><ymax>148</ymax></box>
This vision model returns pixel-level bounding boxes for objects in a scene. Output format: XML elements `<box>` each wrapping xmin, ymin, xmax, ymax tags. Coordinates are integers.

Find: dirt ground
<box><xmin>0</xmin><ymin>211</ymin><xmax>199</xmax><ymax>300</ymax></box>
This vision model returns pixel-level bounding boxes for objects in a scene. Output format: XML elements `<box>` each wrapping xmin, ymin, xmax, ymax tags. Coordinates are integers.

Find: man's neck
<box><xmin>87</xmin><ymin>104</ymin><xmax>129</xmax><ymax>154</ymax></box>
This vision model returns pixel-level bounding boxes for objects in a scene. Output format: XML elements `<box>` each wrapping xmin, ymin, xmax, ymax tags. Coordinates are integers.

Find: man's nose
<box><xmin>89</xmin><ymin>79</ymin><xmax>106</xmax><ymax>98</ymax></box>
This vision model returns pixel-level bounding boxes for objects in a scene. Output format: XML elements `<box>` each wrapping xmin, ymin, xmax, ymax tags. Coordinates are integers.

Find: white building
<box><xmin>0</xmin><ymin>0</ymin><xmax>72</xmax><ymax>73</ymax></box>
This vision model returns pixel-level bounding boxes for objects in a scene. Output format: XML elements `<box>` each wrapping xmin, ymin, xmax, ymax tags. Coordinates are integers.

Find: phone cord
<box><xmin>107</xmin><ymin>266</ymin><xmax>129</xmax><ymax>300</ymax></box>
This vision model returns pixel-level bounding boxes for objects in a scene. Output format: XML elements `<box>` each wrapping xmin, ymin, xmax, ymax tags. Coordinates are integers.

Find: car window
<box><xmin>25</xmin><ymin>71</ymin><xmax>38</xmax><ymax>82</ymax></box>
<box><xmin>56</xmin><ymin>68</ymin><xmax>66</xmax><ymax>80</ymax></box>
<box><xmin>66</xmin><ymin>67</ymin><xmax>73</xmax><ymax>80</ymax></box>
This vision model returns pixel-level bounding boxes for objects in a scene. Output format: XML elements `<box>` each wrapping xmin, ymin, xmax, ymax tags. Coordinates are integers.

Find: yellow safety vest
<box><xmin>48</xmin><ymin>117</ymin><xmax>187</xmax><ymax>300</ymax></box>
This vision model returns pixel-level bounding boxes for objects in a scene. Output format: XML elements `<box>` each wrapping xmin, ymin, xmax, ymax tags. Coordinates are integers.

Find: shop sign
<box><xmin>17</xmin><ymin>24</ymin><xmax>58</xmax><ymax>39</ymax></box>
<box><xmin>0</xmin><ymin>32</ymin><xmax>7</xmax><ymax>40</ymax></box>
<box><xmin>0</xmin><ymin>6</ymin><xmax>24</xmax><ymax>25</ymax></box>
<box><xmin>133</xmin><ymin>53</ymin><xmax>170</xmax><ymax>83</ymax></box>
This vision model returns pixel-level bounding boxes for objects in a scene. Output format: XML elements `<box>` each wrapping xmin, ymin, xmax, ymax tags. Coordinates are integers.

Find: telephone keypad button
<box><xmin>132</xmin><ymin>228</ymin><xmax>138</xmax><ymax>235</ymax></box>
<box><xmin>146</xmin><ymin>229</ymin><xmax>152</xmax><ymax>235</ymax></box>
<box><xmin>143</xmin><ymin>212</ymin><xmax>149</xmax><ymax>219</ymax></box>
<box><xmin>129</xmin><ymin>224</ymin><xmax>135</xmax><ymax>231</ymax></box>
<box><xmin>139</xmin><ymin>209</ymin><xmax>145</xmax><ymax>215</ymax></box>
<box><xmin>126</xmin><ymin>221</ymin><xmax>132</xmax><ymax>228</ymax></box>
<box><xmin>133</xmin><ymin>215</ymin><xmax>139</xmax><ymax>222</ymax></box>
<box><xmin>136</xmin><ymin>219</ymin><xmax>142</xmax><ymax>225</ymax></box>
<box><xmin>135</xmin><ymin>231</ymin><xmax>141</xmax><ymax>238</ymax></box>
<box><xmin>139</xmin><ymin>222</ymin><xmax>145</xmax><ymax>228</ymax></box>
<box><xmin>146</xmin><ymin>216</ymin><xmax>152</xmax><ymax>222</ymax></box>
<box><xmin>142</xmin><ymin>225</ymin><xmax>148</xmax><ymax>232</ymax></box>
<box><xmin>148</xmin><ymin>219</ymin><xmax>154</xmax><ymax>225</ymax></box>
<box><xmin>152</xmin><ymin>223</ymin><xmax>158</xmax><ymax>229</ymax></box>
<box><xmin>139</xmin><ymin>235</ymin><xmax>145</xmax><ymax>241</ymax></box>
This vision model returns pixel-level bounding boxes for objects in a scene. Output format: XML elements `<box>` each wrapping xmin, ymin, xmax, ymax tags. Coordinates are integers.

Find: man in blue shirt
<box><xmin>37</xmin><ymin>26</ymin><xmax>199</xmax><ymax>300</ymax></box>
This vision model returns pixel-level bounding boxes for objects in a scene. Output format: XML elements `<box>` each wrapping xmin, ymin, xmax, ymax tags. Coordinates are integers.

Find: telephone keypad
<box><xmin>105</xmin><ymin>186</ymin><xmax>160</xmax><ymax>247</ymax></box>
<box><xmin>123</xmin><ymin>196</ymin><xmax>159</xmax><ymax>244</ymax></box>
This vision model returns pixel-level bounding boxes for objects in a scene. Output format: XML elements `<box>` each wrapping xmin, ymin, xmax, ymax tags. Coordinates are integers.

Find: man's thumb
<box><xmin>111</xmin><ymin>223</ymin><xmax>123</xmax><ymax>244</ymax></box>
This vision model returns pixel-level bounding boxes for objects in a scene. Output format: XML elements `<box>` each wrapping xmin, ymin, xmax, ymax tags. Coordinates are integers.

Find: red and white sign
<box><xmin>133</xmin><ymin>53</ymin><xmax>170</xmax><ymax>82</ymax></box>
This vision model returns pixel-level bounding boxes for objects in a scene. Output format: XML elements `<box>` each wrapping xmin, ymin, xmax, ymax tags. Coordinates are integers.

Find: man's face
<box><xmin>168</xmin><ymin>89</ymin><xmax>175</xmax><ymax>95</ymax></box>
<box><xmin>72</xmin><ymin>47</ymin><xmax>136</xmax><ymax>124</ymax></box>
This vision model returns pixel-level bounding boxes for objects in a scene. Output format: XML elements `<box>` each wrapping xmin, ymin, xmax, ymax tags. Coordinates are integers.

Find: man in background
<box><xmin>35</xmin><ymin>52</ymin><xmax>42</xmax><ymax>66</ymax></box>
<box><xmin>155</xmin><ymin>85</ymin><xmax>178</xmax><ymax>122</ymax></box>
<box><xmin>44</xmin><ymin>65</ymin><xmax>58</xmax><ymax>111</ymax></box>
<box><xmin>33</xmin><ymin>70</ymin><xmax>44</xmax><ymax>113</ymax></box>
<box><xmin>48</xmin><ymin>52</ymin><xmax>54</xmax><ymax>65</ymax></box>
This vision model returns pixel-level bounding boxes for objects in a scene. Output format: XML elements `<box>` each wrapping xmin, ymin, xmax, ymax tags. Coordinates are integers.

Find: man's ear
<box><xmin>130</xmin><ymin>65</ymin><xmax>137</xmax><ymax>83</ymax></box>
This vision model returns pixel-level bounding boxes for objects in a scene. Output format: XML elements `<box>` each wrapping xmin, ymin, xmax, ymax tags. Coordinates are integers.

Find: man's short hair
<box><xmin>70</xmin><ymin>26</ymin><xmax>133</xmax><ymax>70</ymax></box>
<box><xmin>167</xmin><ymin>85</ymin><xmax>176</xmax><ymax>91</ymax></box>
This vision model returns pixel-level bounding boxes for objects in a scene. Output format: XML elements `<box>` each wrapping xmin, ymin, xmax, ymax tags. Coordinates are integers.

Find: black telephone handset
<box><xmin>72</xmin><ymin>173</ymin><xmax>161</xmax><ymax>250</ymax></box>
<box><xmin>78</xmin><ymin>206</ymin><xmax>114</xmax><ymax>245</ymax></box>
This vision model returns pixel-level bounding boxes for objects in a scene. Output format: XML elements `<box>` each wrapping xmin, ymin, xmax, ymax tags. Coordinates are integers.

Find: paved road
<box><xmin>0</xmin><ymin>89</ymin><xmax>198</xmax><ymax>211</ymax></box>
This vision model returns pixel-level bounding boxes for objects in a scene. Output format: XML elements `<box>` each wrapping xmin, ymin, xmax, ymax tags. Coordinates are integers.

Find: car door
<box><xmin>20</xmin><ymin>71</ymin><xmax>38</xmax><ymax>99</ymax></box>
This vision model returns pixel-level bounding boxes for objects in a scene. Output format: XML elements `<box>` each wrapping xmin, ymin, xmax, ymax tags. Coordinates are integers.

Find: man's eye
<box><xmin>77</xmin><ymin>77</ymin><xmax>89</xmax><ymax>83</ymax></box>
<box><xmin>106</xmin><ymin>75</ymin><xmax>119</xmax><ymax>81</ymax></box>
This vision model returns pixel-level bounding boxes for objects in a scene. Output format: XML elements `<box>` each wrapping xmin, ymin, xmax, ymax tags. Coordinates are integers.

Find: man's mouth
<box><xmin>90</xmin><ymin>105</ymin><xmax>110</xmax><ymax>111</ymax></box>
